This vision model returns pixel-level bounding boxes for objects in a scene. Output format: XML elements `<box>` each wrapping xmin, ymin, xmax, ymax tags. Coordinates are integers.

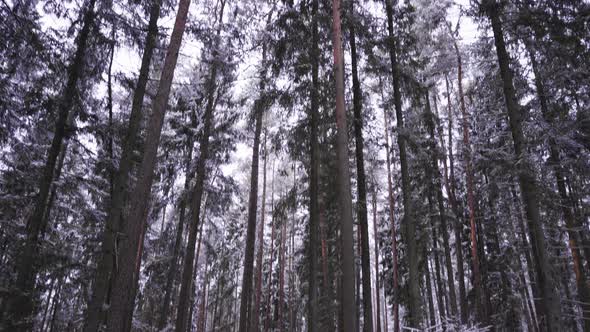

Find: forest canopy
<box><xmin>0</xmin><ymin>0</ymin><xmax>589</xmax><ymax>331</ymax></box>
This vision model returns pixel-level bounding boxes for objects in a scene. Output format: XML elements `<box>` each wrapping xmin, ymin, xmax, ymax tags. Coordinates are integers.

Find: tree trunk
<box><xmin>39</xmin><ymin>278</ymin><xmax>56</xmax><ymax>332</ymax></box>
<box><xmin>279</xmin><ymin>201</ymin><xmax>287</xmax><ymax>332</ymax></box>
<box><xmin>253</xmin><ymin>131</ymin><xmax>268</xmax><ymax>332</ymax></box>
<box><xmin>106</xmin><ymin>25</ymin><xmax>115</xmax><ymax>197</ymax></box>
<box><xmin>159</xmin><ymin>124</ymin><xmax>196</xmax><ymax>329</ymax></box>
<box><xmin>104</xmin><ymin>0</ymin><xmax>191</xmax><ymax>330</ymax></box>
<box><xmin>331</xmin><ymin>0</ymin><xmax>357</xmax><ymax>330</ymax></box>
<box><xmin>525</xmin><ymin>39</ymin><xmax>590</xmax><ymax>331</ymax></box>
<box><xmin>425</xmin><ymin>258</ymin><xmax>436</xmax><ymax>328</ymax></box>
<box><xmin>356</xmin><ymin>223</ymin><xmax>362</xmax><ymax>332</ymax></box>
<box><xmin>48</xmin><ymin>277</ymin><xmax>63</xmax><ymax>332</ymax></box>
<box><xmin>308</xmin><ymin>0</ymin><xmax>320</xmax><ymax>330</ymax></box>
<box><xmin>265</xmin><ymin>162</ymin><xmax>276</xmax><ymax>331</ymax></box>
<box><xmin>197</xmin><ymin>258</ymin><xmax>209</xmax><ymax>332</ymax></box>
<box><xmin>382</xmin><ymin>93</ymin><xmax>399</xmax><ymax>332</ymax></box>
<box><xmin>289</xmin><ymin>162</ymin><xmax>296</xmax><ymax>332</ymax></box>
<box><xmin>510</xmin><ymin>185</ymin><xmax>541</xmax><ymax>331</ymax></box>
<box><xmin>382</xmin><ymin>288</ymin><xmax>388</xmax><ymax>332</ymax></box>
<box><xmin>84</xmin><ymin>2</ymin><xmax>161</xmax><ymax>331</ymax></box>
<box><xmin>174</xmin><ymin>3</ymin><xmax>225</xmax><ymax>331</ymax></box>
<box><xmin>443</xmin><ymin>75</ymin><xmax>467</xmax><ymax>324</ymax></box>
<box><xmin>239</xmin><ymin>37</ymin><xmax>268</xmax><ymax>332</ymax></box>
<box><xmin>6</xmin><ymin>2</ymin><xmax>95</xmax><ymax>330</ymax></box>
<box><xmin>426</xmin><ymin>192</ymin><xmax>446</xmax><ymax>324</ymax></box>
<box><xmin>188</xmin><ymin>210</ymin><xmax>207</xmax><ymax>331</ymax></box>
<box><xmin>483</xmin><ymin>1</ymin><xmax>561</xmax><ymax>329</ymax></box>
<box><xmin>424</xmin><ymin>91</ymin><xmax>457</xmax><ymax>320</ymax></box>
<box><xmin>454</xmin><ymin>39</ymin><xmax>486</xmax><ymax>324</ymax></box>
<box><xmin>384</xmin><ymin>0</ymin><xmax>421</xmax><ymax>326</ymax></box>
<box><xmin>349</xmin><ymin>1</ymin><xmax>374</xmax><ymax>330</ymax></box>
<box><xmin>318</xmin><ymin>198</ymin><xmax>336</xmax><ymax>331</ymax></box>
<box><xmin>372</xmin><ymin>192</ymin><xmax>381</xmax><ymax>332</ymax></box>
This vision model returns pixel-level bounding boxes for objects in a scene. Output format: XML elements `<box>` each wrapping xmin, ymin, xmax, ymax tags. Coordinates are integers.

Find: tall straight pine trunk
<box><xmin>175</xmin><ymin>3</ymin><xmax>225</xmax><ymax>331</ymax></box>
<box><xmin>308</xmin><ymin>0</ymin><xmax>320</xmax><ymax>330</ymax></box>
<box><xmin>104</xmin><ymin>0</ymin><xmax>191</xmax><ymax>330</ymax></box>
<box><xmin>372</xmin><ymin>192</ymin><xmax>381</xmax><ymax>332</ymax></box>
<box><xmin>443</xmin><ymin>75</ymin><xmax>467</xmax><ymax>323</ymax></box>
<box><xmin>382</xmin><ymin>94</ymin><xmax>399</xmax><ymax>332</ymax></box>
<box><xmin>238</xmin><ymin>40</ymin><xmax>267</xmax><ymax>332</ymax></box>
<box><xmin>454</xmin><ymin>40</ymin><xmax>487</xmax><ymax>324</ymax></box>
<box><xmin>384</xmin><ymin>0</ymin><xmax>421</xmax><ymax>326</ymax></box>
<box><xmin>331</xmin><ymin>0</ymin><xmax>357</xmax><ymax>330</ymax></box>
<box><xmin>424</xmin><ymin>91</ymin><xmax>457</xmax><ymax>318</ymax></box>
<box><xmin>483</xmin><ymin>1</ymin><xmax>561</xmax><ymax>330</ymax></box>
<box><xmin>252</xmin><ymin>131</ymin><xmax>268</xmax><ymax>332</ymax></box>
<box><xmin>265</xmin><ymin>164</ymin><xmax>276</xmax><ymax>331</ymax></box>
<box><xmin>159</xmin><ymin>108</ymin><xmax>196</xmax><ymax>329</ymax></box>
<box><xmin>84</xmin><ymin>2</ymin><xmax>161</xmax><ymax>331</ymax></box>
<box><xmin>349</xmin><ymin>1</ymin><xmax>374</xmax><ymax>330</ymax></box>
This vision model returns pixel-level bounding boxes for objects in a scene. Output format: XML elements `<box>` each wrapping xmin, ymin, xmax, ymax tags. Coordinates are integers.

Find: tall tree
<box><xmin>238</xmin><ymin>37</ymin><xmax>268</xmax><ymax>332</ymax></box>
<box><xmin>158</xmin><ymin>99</ymin><xmax>196</xmax><ymax>330</ymax></box>
<box><xmin>371</xmin><ymin>190</ymin><xmax>381</xmax><ymax>332</ymax></box>
<box><xmin>443</xmin><ymin>75</ymin><xmax>467</xmax><ymax>323</ymax></box>
<box><xmin>383</xmin><ymin>102</ymin><xmax>399</xmax><ymax>332</ymax></box>
<box><xmin>455</xmin><ymin>36</ymin><xmax>487</xmax><ymax>324</ymax></box>
<box><xmin>349</xmin><ymin>0</ymin><xmax>374</xmax><ymax>330</ymax></box>
<box><xmin>482</xmin><ymin>0</ymin><xmax>561</xmax><ymax>330</ymax></box>
<box><xmin>4</xmin><ymin>1</ymin><xmax>97</xmax><ymax>329</ymax></box>
<box><xmin>523</xmin><ymin>24</ymin><xmax>590</xmax><ymax>332</ymax></box>
<box><xmin>384</xmin><ymin>0</ymin><xmax>421</xmax><ymax>326</ymax></box>
<box><xmin>331</xmin><ymin>0</ymin><xmax>357</xmax><ymax>330</ymax></box>
<box><xmin>104</xmin><ymin>0</ymin><xmax>192</xmax><ymax>330</ymax></box>
<box><xmin>424</xmin><ymin>89</ymin><xmax>457</xmax><ymax>320</ymax></box>
<box><xmin>308</xmin><ymin>0</ymin><xmax>320</xmax><ymax>330</ymax></box>
<box><xmin>174</xmin><ymin>2</ymin><xmax>226</xmax><ymax>331</ymax></box>
<box><xmin>84</xmin><ymin>2</ymin><xmax>162</xmax><ymax>331</ymax></box>
<box><xmin>252</xmin><ymin>130</ymin><xmax>268</xmax><ymax>331</ymax></box>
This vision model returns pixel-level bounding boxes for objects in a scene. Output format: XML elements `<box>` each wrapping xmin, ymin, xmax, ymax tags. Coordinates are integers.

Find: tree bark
<box><xmin>252</xmin><ymin>131</ymin><xmax>268</xmax><ymax>332</ymax></box>
<box><xmin>349</xmin><ymin>1</ymin><xmax>374</xmax><ymax>330</ymax></box>
<box><xmin>159</xmin><ymin>116</ymin><xmax>196</xmax><ymax>329</ymax></box>
<box><xmin>238</xmin><ymin>40</ymin><xmax>267</xmax><ymax>332</ymax></box>
<box><xmin>174</xmin><ymin>2</ymin><xmax>225</xmax><ymax>331</ymax></box>
<box><xmin>197</xmin><ymin>257</ymin><xmax>209</xmax><ymax>332</ymax></box>
<box><xmin>104</xmin><ymin>0</ymin><xmax>190</xmax><ymax>330</ymax></box>
<box><xmin>384</xmin><ymin>0</ymin><xmax>421</xmax><ymax>327</ymax></box>
<box><xmin>425</xmin><ymin>258</ymin><xmax>436</xmax><ymax>327</ymax></box>
<box><xmin>483</xmin><ymin>1</ymin><xmax>561</xmax><ymax>330</ymax></box>
<box><xmin>289</xmin><ymin>162</ymin><xmax>296</xmax><ymax>332</ymax></box>
<box><xmin>84</xmin><ymin>2</ymin><xmax>161</xmax><ymax>331</ymax></box>
<box><xmin>308</xmin><ymin>0</ymin><xmax>320</xmax><ymax>330</ymax></box>
<box><xmin>265</xmin><ymin>162</ymin><xmax>276</xmax><ymax>331</ymax></box>
<box><xmin>510</xmin><ymin>185</ymin><xmax>541</xmax><ymax>331</ymax></box>
<box><xmin>424</xmin><ymin>91</ymin><xmax>457</xmax><ymax>321</ymax></box>
<box><xmin>454</xmin><ymin>39</ymin><xmax>486</xmax><ymax>324</ymax></box>
<box><xmin>189</xmin><ymin>203</ymin><xmax>209</xmax><ymax>331</ymax></box>
<box><xmin>426</xmin><ymin>192</ymin><xmax>446</xmax><ymax>324</ymax></box>
<box><xmin>443</xmin><ymin>75</ymin><xmax>467</xmax><ymax>324</ymax></box>
<box><xmin>7</xmin><ymin>1</ymin><xmax>96</xmax><ymax>330</ymax></box>
<box><xmin>382</xmin><ymin>93</ymin><xmax>399</xmax><ymax>332</ymax></box>
<box><xmin>279</xmin><ymin>198</ymin><xmax>287</xmax><ymax>332</ymax></box>
<box><xmin>525</xmin><ymin>38</ymin><xmax>590</xmax><ymax>331</ymax></box>
<box><xmin>372</xmin><ymin>192</ymin><xmax>381</xmax><ymax>332</ymax></box>
<box><xmin>331</xmin><ymin>0</ymin><xmax>357</xmax><ymax>330</ymax></box>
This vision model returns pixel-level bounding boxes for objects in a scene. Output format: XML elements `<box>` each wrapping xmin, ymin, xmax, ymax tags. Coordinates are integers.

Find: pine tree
<box><xmin>481</xmin><ymin>0</ymin><xmax>561</xmax><ymax>329</ymax></box>
<box><xmin>331</xmin><ymin>0</ymin><xmax>357</xmax><ymax>330</ymax></box>
<box><xmin>105</xmin><ymin>0</ymin><xmax>192</xmax><ymax>330</ymax></box>
<box><xmin>4</xmin><ymin>1</ymin><xmax>97</xmax><ymax>329</ymax></box>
